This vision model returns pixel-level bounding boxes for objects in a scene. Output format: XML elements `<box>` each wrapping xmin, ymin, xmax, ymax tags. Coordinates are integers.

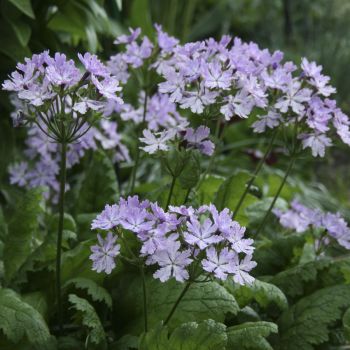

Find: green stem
<box><xmin>196</xmin><ymin>118</ymin><xmax>224</xmax><ymax>191</ymax></box>
<box><xmin>183</xmin><ymin>188</ymin><xmax>191</xmax><ymax>204</ymax></box>
<box><xmin>255</xmin><ymin>155</ymin><xmax>296</xmax><ymax>237</ymax></box>
<box><xmin>56</xmin><ymin>141</ymin><xmax>67</xmax><ymax>334</ymax></box>
<box><xmin>166</xmin><ymin>175</ymin><xmax>177</xmax><ymax>208</ymax></box>
<box><xmin>164</xmin><ymin>282</ymin><xmax>192</xmax><ymax>325</ymax></box>
<box><xmin>233</xmin><ymin>129</ymin><xmax>279</xmax><ymax>219</ymax></box>
<box><xmin>130</xmin><ymin>91</ymin><xmax>148</xmax><ymax>194</ymax></box>
<box><xmin>140</xmin><ymin>265</ymin><xmax>148</xmax><ymax>332</ymax></box>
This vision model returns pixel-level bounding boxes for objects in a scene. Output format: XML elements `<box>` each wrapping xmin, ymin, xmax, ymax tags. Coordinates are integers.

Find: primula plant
<box><xmin>1</xmin><ymin>21</ymin><xmax>350</xmax><ymax>350</ymax></box>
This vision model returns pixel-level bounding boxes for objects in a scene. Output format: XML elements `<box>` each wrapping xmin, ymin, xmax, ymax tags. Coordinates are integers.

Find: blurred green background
<box><xmin>0</xmin><ymin>0</ymin><xmax>349</xmax><ymax>203</ymax></box>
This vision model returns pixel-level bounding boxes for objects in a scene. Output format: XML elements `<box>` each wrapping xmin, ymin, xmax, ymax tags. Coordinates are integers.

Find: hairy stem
<box><xmin>233</xmin><ymin>130</ymin><xmax>279</xmax><ymax>219</ymax></box>
<box><xmin>130</xmin><ymin>91</ymin><xmax>148</xmax><ymax>194</ymax></box>
<box><xmin>166</xmin><ymin>175</ymin><xmax>177</xmax><ymax>208</ymax></box>
<box><xmin>56</xmin><ymin>141</ymin><xmax>67</xmax><ymax>333</ymax></box>
<box><xmin>255</xmin><ymin>155</ymin><xmax>295</xmax><ymax>237</ymax></box>
<box><xmin>164</xmin><ymin>282</ymin><xmax>192</xmax><ymax>325</ymax></box>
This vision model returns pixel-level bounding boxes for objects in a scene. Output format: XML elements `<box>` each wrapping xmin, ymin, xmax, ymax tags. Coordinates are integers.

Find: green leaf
<box><xmin>61</xmin><ymin>240</ymin><xmax>103</xmax><ymax>284</ymax></box>
<box><xmin>76</xmin><ymin>150</ymin><xmax>119</xmax><ymax>214</ymax></box>
<box><xmin>253</xmin><ymin>234</ymin><xmax>305</xmax><ymax>276</ymax></box>
<box><xmin>57</xmin><ymin>336</ymin><xmax>84</xmax><ymax>350</ymax></box>
<box><xmin>227</xmin><ymin>321</ymin><xmax>278</xmax><ymax>350</ymax></box>
<box><xmin>4</xmin><ymin>188</ymin><xmax>44</xmax><ymax>283</ymax></box>
<box><xmin>343</xmin><ymin>307</ymin><xmax>350</xmax><ymax>341</ymax></box>
<box><xmin>69</xmin><ymin>294</ymin><xmax>106</xmax><ymax>347</ymax></box>
<box><xmin>7</xmin><ymin>19</ymin><xmax>31</xmax><ymax>47</ymax></box>
<box><xmin>271</xmin><ymin>258</ymin><xmax>330</xmax><ymax>297</ymax></box>
<box><xmin>8</xmin><ymin>0</ymin><xmax>35</xmax><ymax>19</ymax></box>
<box><xmin>110</xmin><ymin>334</ymin><xmax>139</xmax><ymax>350</ymax></box>
<box><xmin>278</xmin><ymin>285</ymin><xmax>350</xmax><ymax>350</ymax></box>
<box><xmin>228</xmin><ymin>279</ymin><xmax>288</xmax><ymax>311</ymax></box>
<box><xmin>246</xmin><ymin>197</ymin><xmax>288</xmax><ymax>227</ymax></box>
<box><xmin>0</xmin><ymin>21</ymin><xmax>31</xmax><ymax>62</ymax></box>
<box><xmin>0</xmin><ymin>288</ymin><xmax>51</xmax><ymax>348</ymax></box>
<box><xmin>22</xmin><ymin>291</ymin><xmax>48</xmax><ymax>319</ymax></box>
<box><xmin>113</xmin><ymin>273</ymin><xmax>239</xmax><ymax>334</ymax></box>
<box><xmin>49</xmin><ymin>212</ymin><xmax>77</xmax><ymax>247</ymax></box>
<box><xmin>178</xmin><ymin>153</ymin><xmax>201</xmax><ymax>189</ymax></box>
<box><xmin>130</xmin><ymin>0</ymin><xmax>154</xmax><ymax>38</ymax></box>
<box><xmin>214</xmin><ymin>171</ymin><xmax>259</xmax><ymax>226</ymax></box>
<box><xmin>49</xmin><ymin>212</ymin><xmax>76</xmax><ymax>233</ymax></box>
<box><xmin>64</xmin><ymin>277</ymin><xmax>112</xmax><ymax>308</ymax></box>
<box><xmin>86</xmin><ymin>24</ymin><xmax>98</xmax><ymax>53</ymax></box>
<box><xmin>197</xmin><ymin>175</ymin><xmax>224</xmax><ymax>205</ymax></box>
<box><xmin>139</xmin><ymin>320</ymin><xmax>227</xmax><ymax>350</ymax></box>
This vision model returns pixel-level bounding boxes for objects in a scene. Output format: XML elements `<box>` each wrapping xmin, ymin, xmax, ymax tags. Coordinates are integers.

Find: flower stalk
<box><xmin>130</xmin><ymin>91</ymin><xmax>149</xmax><ymax>194</ymax></box>
<box><xmin>255</xmin><ymin>154</ymin><xmax>296</xmax><ymax>237</ymax></box>
<box><xmin>56</xmin><ymin>139</ymin><xmax>67</xmax><ymax>334</ymax></box>
<box><xmin>233</xmin><ymin>129</ymin><xmax>279</xmax><ymax>219</ymax></box>
<box><xmin>164</xmin><ymin>281</ymin><xmax>192</xmax><ymax>326</ymax></box>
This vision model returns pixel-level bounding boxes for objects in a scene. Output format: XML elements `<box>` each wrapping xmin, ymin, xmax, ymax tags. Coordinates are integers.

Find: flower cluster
<box><xmin>145</xmin><ymin>27</ymin><xmax>349</xmax><ymax>157</ymax></box>
<box><xmin>4</xmin><ymin>24</ymin><xmax>350</xmax><ymax>199</ymax></box>
<box><xmin>274</xmin><ymin>199</ymin><xmax>350</xmax><ymax>250</ymax></box>
<box><xmin>139</xmin><ymin>125</ymin><xmax>215</xmax><ymax>156</ymax></box>
<box><xmin>3</xmin><ymin>51</ymin><xmax>123</xmax><ymax>109</ymax></box>
<box><xmin>3</xmin><ymin>51</ymin><xmax>128</xmax><ymax>199</ymax></box>
<box><xmin>90</xmin><ymin>196</ymin><xmax>256</xmax><ymax>285</ymax></box>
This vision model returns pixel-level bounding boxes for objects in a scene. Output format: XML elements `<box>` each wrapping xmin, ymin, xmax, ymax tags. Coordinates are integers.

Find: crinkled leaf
<box><xmin>0</xmin><ymin>288</ymin><xmax>52</xmax><ymax>348</ymax></box>
<box><xmin>22</xmin><ymin>291</ymin><xmax>48</xmax><ymax>320</ymax></box>
<box><xmin>64</xmin><ymin>277</ymin><xmax>112</xmax><ymax>308</ymax></box>
<box><xmin>253</xmin><ymin>234</ymin><xmax>307</xmax><ymax>276</ymax></box>
<box><xmin>228</xmin><ymin>279</ymin><xmax>288</xmax><ymax>311</ymax></box>
<box><xmin>139</xmin><ymin>319</ymin><xmax>227</xmax><ymax>350</ymax></box>
<box><xmin>227</xmin><ymin>321</ymin><xmax>278</xmax><ymax>350</ymax></box>
<box><xmin>113</xmin><ymin>273</ymin><xmax>239</xmax><ymax>334</ymax></box>
<box><xmin>271</xmin><ymin>258</ymin><xmax>331</xmax><ymax>297</ymax></box>
<box><xmin>278</xmin><ymin>285</ymin><xmax>350</xmax><ymax>350</ymax></box>
<box><xmin>4</xmin><ymin>188</ymin><xmax>44</xmax><ymax>283</ymax></box>
<box><xmin>69</xmin><ymin>294</ymin><xmax>106</xmax><ymax>347</ymax></box>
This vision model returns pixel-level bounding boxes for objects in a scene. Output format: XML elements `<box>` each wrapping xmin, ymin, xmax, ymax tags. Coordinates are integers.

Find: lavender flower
<box><xmin>183</xmin><ymin>125</ymin><xmax>215</xmax><ymax>156</ymax></box>
<box><xmin>91</xmin><ymin>204</ymin><xmax>121</xmax><ymax>230</ymax></box>
<box><xmin>231</xmin><ymin>255</ymin><xmax>257</xmax><ymax>285</ymax></box>
<box><xmin>274</xmin><ymin>79</ymin><xmax>312</xmax><ymax>115</ymax></box>
<box><xmin>151</xmin><ymin>240</ymin><xmax>192</xmax><ymax>282</ymax></box>
<box><xmin>202</xmin><ymin>247</ymin><xmax>234</xmax><ymax>280</ymax></box>
<box><xmin>90</xmin><ymin>196</ymin><xmax>256</xmax><ymax>285</ymax></box>
<box><xmin>275</xmin><ymin>198</ymin><xmax>350</xmax><ymax>251</ymax></box>
<box><xmin>90</xmin><ymin>232</ymin><xmax>120</xmax><ymax>274</ymax></box>
<box><xmin>91</xmin><ymin>75</ymin><xmax>123</xmax><ymax>103</ymax></box>
<box><xmin>184</xmin><ymin>217</ymin><xmax>221</xmax><ymax>250</ymax></box>
<box><xmin>78</xmin><ymin>53</ymin><xmax>109</xmax><ymax>77</ymax></box>
<box><xmin>139</xmin><ymin>129</ymin><xmax>176</xmax><ymax>154</ymax></box>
